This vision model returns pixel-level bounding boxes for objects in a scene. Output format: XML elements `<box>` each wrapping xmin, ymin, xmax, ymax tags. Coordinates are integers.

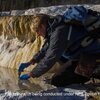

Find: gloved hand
<box><xmin>18</xmin><ymin>62</ymin><xmax>31</xmax><ymax>73</ymax></box>
<box><xmin>19</xmin><ymin>74</ymin><xmax>30</xmax><ymax>80</ymax></box>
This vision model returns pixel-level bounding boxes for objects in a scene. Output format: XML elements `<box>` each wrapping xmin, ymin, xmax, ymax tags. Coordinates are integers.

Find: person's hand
<box><xmin>18</xmin><ymin>62</ymin><xmax>31</xmax><ymax>73</ymax></box>
<box><xmin>19</xmin><ymin>74</ymin><xmax>30</xmax><ymax>80</ymax></box>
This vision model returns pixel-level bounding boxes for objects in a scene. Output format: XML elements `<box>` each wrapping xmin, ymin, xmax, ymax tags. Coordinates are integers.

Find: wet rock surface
<box><xmin>0</xmin><ymin>67</ymin><xmax>55</xmax><ymax>93</ymax></box>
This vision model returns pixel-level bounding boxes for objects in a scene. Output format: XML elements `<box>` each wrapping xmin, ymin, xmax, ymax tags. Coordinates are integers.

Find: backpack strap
<box><xmin>81</xmin><ymin>36</ymin><xmax>94</xmax><ymax>47</ymax></box>
<box><xmin>87</xmin><ymin>18</ymin><xmax>100</xmax><ymax>31</ymax></box>
<box><xmin>65</xmin><ymin>32</ymin><xmax>95</xmax><ymax>59</ymax></box>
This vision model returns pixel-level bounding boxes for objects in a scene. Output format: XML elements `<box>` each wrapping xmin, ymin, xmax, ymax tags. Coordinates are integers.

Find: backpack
<box><xmin>63</xmin><ymin>6</ymin><xmax>100</xmax><ymax>40</ymax></box>
<box><xmin>60</xmin><ymin>6</ymin><xmax>100</xmax><ymax>57</ymax></box>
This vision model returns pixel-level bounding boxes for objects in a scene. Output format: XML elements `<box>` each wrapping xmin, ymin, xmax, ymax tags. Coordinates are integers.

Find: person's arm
<box><xmin>29</xmin><ymin>41</ymin><xmax>49</xmax><ymax>64</ymax></box>
<box><xmin>18</xmin><ymin>40</ymin><xmax>48</xmax><ymax>76</ymax></box>
<box><xmin>30</xmin><ymin>25</ymin><xmax>68</xmax><ymax>77</ymax></box>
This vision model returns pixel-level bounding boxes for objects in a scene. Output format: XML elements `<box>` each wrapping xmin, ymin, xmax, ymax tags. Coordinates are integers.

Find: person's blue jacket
<box><xmin>30</xmin><ymin>16</ymin><xmax>100</xmax><ymax>77</ymax></box>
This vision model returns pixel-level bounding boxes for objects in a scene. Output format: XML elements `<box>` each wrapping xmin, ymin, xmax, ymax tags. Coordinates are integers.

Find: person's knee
<box><xmin>51</xmin><ymin>75</ymin><xmax>61</xmax><ymax>87</ymax></box>
<box><xmin>51</xmin><ymin>76</ymin><xmax>58</xmax><ymax>85</ymax></box>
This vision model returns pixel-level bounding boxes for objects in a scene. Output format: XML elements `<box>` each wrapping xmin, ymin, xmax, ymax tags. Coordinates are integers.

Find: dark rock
<box><xmin>0</xmin><ymin>0</ymin><xmax>100</xmax><ymax>11</ymax></box>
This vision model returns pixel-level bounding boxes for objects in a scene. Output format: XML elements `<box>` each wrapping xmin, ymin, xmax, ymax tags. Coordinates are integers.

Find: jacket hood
<box><xmin>46</xmin><ymin>15</ymin><xmax>63</xmax><ymax>33</ymax></box>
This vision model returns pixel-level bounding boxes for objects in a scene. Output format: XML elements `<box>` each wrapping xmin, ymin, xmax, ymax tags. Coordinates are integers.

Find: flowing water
<box><xmin>0</xmin><ymin>67</ymin><xmax>55</xmax><ymax>93</ymax></box>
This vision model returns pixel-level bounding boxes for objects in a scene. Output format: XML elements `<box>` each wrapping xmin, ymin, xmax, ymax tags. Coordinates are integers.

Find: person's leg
<box><xmin>51</xmin><ymin>61</ymin><xmax>90</xmax><ymax>87</ymax></box>
<box><xmin>91</xmin><ymin>53</ymin><xmax>100</xmax><ymax>79</ymax></box>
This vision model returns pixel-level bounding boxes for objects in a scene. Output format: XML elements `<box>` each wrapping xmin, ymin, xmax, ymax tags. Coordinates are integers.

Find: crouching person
<box><xmin>18</xmin><ymin>14</ymin><xmax>100</xmax><ymax>87</ymax></box>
